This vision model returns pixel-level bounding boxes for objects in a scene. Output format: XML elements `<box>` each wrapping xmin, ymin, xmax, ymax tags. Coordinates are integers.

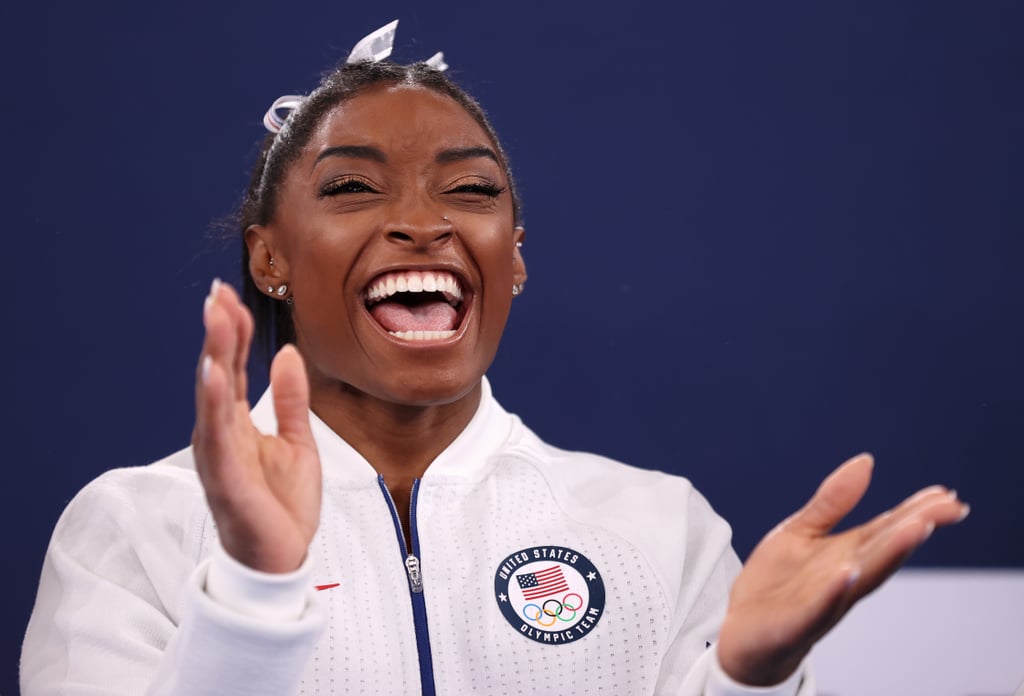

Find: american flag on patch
<box><xmin>516</xmin><ymin>566</ymin><xmax>570</xmax><ymax>600</ymax></box>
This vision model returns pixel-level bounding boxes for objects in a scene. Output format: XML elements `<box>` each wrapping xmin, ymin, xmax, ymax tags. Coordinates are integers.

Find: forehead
<box><xmin>307</xmin><ymin>84</ymin><xmax>494</xmax><ymax>157</ymax></box>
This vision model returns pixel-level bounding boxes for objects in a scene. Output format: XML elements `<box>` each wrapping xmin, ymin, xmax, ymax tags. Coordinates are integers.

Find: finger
<box><xmin>193</xmin><ymin>280</ymin><xmax>246</xmax><ymax>477</ymax></box>
<box><xmin>194</xmin><ymin>352</ymin><xmax>232</xmax><ymax>480</ymax></box>
<box><xmin>195</xmin><ymin>280</ymin><xmax>237</xmax><ymax>438</ymax></box>
<box><xmin>218</xmin><ymin>282</ymin><xmax>254</xmax><ymax>403</ymax></box>
<box><xmin>853</xmin><ymin>495</ymin><xmax>970</xmax><ymax>601</ymax></box>
<box><xmin>270</xmin><ymin>344</ymin><xmax>315</xmax><ymax>451</ymax></box>
<box><xmin>928</xmin><ymin>495</ymin><xmax>971</xmax><ymax>529</ymax></box>
<box><xmin>857</xmin><ymin>485</ymin><xmax>958</xmax><ymax>545</ymax></box>
<box><xmin>201</xmin><ymin>280</ymin><xmax>239</xmax><ymax>386</ymax></box>
<box><xmin>865</xmin><ymin>491</ymin><xmax>969</xmax><ymax>546</ymax></box>
<box><xmin>236</xmin><ymin>304</ymin><xmax>253</xmax><ymax>402</ymax></box>
<box><xmin>787</xmin><ymin>453</ymin><xmax>874</xmax><ymax>536</ymax></box>
<box><xmin>850</xmin><ymin>514</ymin><xmax>932</xmax><ymax>600</ymax></box>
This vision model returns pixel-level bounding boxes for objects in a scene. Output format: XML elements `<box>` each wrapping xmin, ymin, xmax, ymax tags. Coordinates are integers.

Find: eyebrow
<box><xmin>435</xmin><ymin>146</ymin><xmax>500</xmax><ymax>165</ymax></box>
<box><xmin>313</xmin><ymin>144</ymin><xmax>500</xmax><ymax>167</ymax></box>
<box><xmin>314</xmin><ymin>145</ymin><xmax>387</xmax><ymax>165</ymax></box>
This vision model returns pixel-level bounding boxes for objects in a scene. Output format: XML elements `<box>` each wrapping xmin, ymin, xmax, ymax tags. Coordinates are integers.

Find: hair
<box><xmin>238</xmin><ymin>60</ymin><xmax>522</xmax><ymax>365</ymax></box>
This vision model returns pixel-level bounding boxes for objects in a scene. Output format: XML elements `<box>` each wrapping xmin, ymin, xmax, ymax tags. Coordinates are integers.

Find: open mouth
<box><xmin>364</xmin><ymin>269</ymin><xmax>468</xmax><ymax>341</ymax></box>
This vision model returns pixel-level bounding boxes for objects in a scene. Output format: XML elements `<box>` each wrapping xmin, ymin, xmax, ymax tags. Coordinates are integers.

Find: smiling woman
<box><xmin>20</xmin><ymin>21</ymin><xmax>969</xmax><ymax>696</ymax></box>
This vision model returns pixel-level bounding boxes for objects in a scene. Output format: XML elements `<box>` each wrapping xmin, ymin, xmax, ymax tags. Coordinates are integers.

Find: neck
<box><xmin>308</xmin><ymin>379</ymin><xmax>484</xmax><ymax>485</ymax></box>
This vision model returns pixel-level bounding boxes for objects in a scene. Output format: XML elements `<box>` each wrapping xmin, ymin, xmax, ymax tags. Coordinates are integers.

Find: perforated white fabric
<box><xmin>22</xmin><ymin>379</ymin><xmax>808</xmax><ymax>695</ymax></box>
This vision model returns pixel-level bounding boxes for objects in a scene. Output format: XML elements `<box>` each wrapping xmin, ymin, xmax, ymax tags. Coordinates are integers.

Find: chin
<box><xmin>373</xmin><ymin>364</ymin><xmax>484</xmax><ymax>408</ymax></box>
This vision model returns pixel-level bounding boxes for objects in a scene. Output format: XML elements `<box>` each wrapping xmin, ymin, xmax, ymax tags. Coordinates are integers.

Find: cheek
<box><xmin>472</xmin><ymin>232</ymin><xmax>517</xmax><ymax>336</ymax></box>
<box><xmin>286</xmin><ymin>228</ymin><xmax>356</xmax><ymax>294</ymax></box>
<box><xmin>285</xmin><ymin>242</ymin><xmax>358</xmax><ymax>340</ymax></box>
<box><xmin>479</xmin><ymin>234</ymin><xmax>517</xmax><ymax>287</ymax></box>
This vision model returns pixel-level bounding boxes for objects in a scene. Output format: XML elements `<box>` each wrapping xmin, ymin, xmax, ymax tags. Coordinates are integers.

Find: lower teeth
<box><xmin>388</xmin><ymin>330</ymin><xmax>457</xmax><ymax>341</ymax></box>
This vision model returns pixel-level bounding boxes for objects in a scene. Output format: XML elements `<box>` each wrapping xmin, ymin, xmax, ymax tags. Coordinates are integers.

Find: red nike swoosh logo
<box><xmin>315</xmin><ymin>583</ymin><xmax>340</xmax><ymax>591</ymax></box>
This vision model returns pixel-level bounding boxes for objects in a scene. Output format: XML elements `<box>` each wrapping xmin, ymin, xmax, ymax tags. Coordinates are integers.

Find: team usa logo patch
<box><xmin>494</xmin><ymin>545</ymin><xmax>605</xmax><ymax>645</ymax></box>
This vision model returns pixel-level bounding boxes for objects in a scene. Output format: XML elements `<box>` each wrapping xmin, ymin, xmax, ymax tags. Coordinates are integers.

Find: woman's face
<box><xmin>251</xmin><ymin>84</ymin><xmax>525</xmax><ymax>407</ymax></box>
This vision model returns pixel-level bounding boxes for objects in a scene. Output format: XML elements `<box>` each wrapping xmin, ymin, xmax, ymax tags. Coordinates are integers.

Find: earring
<box><xmin>267</xmin><ymin>285</ymin><xmax>274</xmax><ymax>293</ymax></box>
<box><xmin>512</xmin><ymin>283</ymin><xmax>523</xmax><ymax>297</ymax></box>
<box><xmin>516</xmin><ymin>241</ymin><xmax>523</xmax><ymax>248</ymax></box>
<box><xmin>269</xmin><ymin>258</ymin><xmax>275</xmax><ymax>266</ymax></box>
<box><xmin>276</xmin><ymin>284</ymin><xmax>288</xmax><ymax>297</ymax></box>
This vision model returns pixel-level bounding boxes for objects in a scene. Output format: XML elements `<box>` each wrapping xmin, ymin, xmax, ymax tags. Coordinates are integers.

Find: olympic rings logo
<box><xmin>521</xmin><ymin>593</ymin><xmax>584</xmax><ymax>626</ymax></box>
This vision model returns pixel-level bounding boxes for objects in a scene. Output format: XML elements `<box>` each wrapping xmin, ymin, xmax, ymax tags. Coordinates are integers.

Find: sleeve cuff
<box><xmin>705</xmin><ymin>644</ymin><xmax>805</xmax><ymax>696</ymax></box>
<box><xmin>204</xmin><ymin>541</ymin><xmax>313</xmax><ymax>622</ymax></box>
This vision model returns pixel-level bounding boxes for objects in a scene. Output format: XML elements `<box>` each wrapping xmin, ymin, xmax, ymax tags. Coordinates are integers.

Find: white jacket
<box><xmin>22</xmin><ymin>379</ymin><xmax>809</xmax><ymax>695</ymax></box>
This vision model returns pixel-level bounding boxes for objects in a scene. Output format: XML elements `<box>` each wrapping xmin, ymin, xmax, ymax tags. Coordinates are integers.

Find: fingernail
<box><xmin>956</xmin><ymin>503</ymin><xmax>971</xmax><ymax>522</ymax></box>
<box><xmin>921</xmin><ymin>521</ymin><xmax>935</xmax><ymax>542</ymax></box>
<box><xmin>845</xmin><ymin>565</ymin><xmax>861</xmax><ymax>588</ymax></box>
<box><xmin>204</xmin><ymin>278</ymin><xmax>222</xmax><ymax>319</ymax></box>
<box><xmin>202</xmin><ymin>355</ymin><xmax>212</xmax><ymax>384</ymax></box>
<box><xmin>948</xmin><ymin>489</ymin><xmax>958</xmax><ymax>501</ymax></box>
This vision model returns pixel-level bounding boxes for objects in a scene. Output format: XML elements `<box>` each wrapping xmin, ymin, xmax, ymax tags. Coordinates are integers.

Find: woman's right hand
<box><xmin>192</xmin><ymin>279</ymin><xmax>321</xmax><ymax>574</ymax></box>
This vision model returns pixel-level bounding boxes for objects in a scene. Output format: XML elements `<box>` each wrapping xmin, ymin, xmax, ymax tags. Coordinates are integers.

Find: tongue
<box><xmin>370</xmin><ymin>300</ymin><xmax>458</xmax><ymax>333</ymax></box>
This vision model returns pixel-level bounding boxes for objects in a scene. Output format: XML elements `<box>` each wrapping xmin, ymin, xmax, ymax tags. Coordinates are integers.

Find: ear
<box><xmin>245</xmin><ymin>224</ymin><xmax>288</xmax><ymax>295</ymax></box>
<box><xmin>512</xmin><ymin>225</ymin><xmax>528</xmax><ymax>286</ymax></box>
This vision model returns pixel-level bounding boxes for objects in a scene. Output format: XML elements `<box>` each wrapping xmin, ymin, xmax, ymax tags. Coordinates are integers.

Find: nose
<box><xmin>385</xmin><ymin>200</ymin><xmax>453</xmax><ymax>248</ymax></box>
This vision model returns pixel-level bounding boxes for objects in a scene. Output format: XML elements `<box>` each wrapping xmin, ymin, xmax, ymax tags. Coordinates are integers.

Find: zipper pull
<box><xmin>405</xmin><ymin>554</ymin><xmax>424</xmax><ymax>593</ymax></box>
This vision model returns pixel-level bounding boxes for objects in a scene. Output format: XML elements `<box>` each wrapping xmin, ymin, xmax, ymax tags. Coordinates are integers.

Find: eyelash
<box><xmin>318</xmin><ymin>178</ymin><xmax>507</xmax><ymax>198</ymax></box>
<box><xmin>447</xmin><ymin>182</ymin><xmax>506</xmax><ymax>197</ymax></box>
<box><xmin>319</xmin><ymin>177</ymin><xmax>377</xmax><ymax>197</ymax></box>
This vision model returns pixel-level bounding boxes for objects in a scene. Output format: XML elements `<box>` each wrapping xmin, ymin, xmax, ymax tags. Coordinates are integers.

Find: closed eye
<box><xmin>446</xmin><ymin>182</ymin><xmax>506</xmax><ymax>197</ymax></box>
<box><xmin>319</xmin><ymin>176</ymin><xmax>380</xmax><ymax>197</ymax></box>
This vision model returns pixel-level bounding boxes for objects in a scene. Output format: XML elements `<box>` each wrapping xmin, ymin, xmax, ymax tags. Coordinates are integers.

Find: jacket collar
<box><xmin>249</xmin><ymin>376</ymin><xmax>515</xmax><ymax>485</ymax></box>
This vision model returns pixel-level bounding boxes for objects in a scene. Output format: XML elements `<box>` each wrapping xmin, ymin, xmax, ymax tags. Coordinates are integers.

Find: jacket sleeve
<box><xmin>653</xmin><ymin>485</ymin><xmax>814</xmax><ymax>696</ymax></box>
<box><xmin>20</xmin><ymin>467</ymin><xmax>324</xmax><ymax>696</ymax></box>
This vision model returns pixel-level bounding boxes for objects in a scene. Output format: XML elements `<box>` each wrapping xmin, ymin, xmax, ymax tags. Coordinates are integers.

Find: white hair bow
<box><xmin>262</xmin><ymin>20</ymin><xmax>447</xmax><ymax>134</ymax></box>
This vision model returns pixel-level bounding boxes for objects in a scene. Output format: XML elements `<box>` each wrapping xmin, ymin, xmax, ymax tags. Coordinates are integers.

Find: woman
<box><xmin>21</xmin><ymin>22</ymin><xmax>968</xmax><ymax>695</ymax></box>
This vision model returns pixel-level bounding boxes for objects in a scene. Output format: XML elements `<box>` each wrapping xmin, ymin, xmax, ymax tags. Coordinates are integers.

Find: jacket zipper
<box><xmin>378</xmin><ymin>476</ymin><xmax>435</xmax><ymax>696</ymax></box>
<box><xmin>405</xmin><ymin>554</ymin><xmax>423</xmax><ymax>593</ymax></box>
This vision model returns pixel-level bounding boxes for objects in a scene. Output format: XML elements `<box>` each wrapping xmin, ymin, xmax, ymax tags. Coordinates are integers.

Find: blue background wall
<box><xmin>5</xmin><ymin>2</ymin><xmax>1022</xmax><ymax>692</ymax></box>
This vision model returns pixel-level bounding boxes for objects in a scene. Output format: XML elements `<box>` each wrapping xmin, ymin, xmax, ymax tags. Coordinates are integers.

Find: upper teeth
<box><xmin>365</xmin><ymin>270</ymin><xmax>463</xmax><ymax>305</ymax></box>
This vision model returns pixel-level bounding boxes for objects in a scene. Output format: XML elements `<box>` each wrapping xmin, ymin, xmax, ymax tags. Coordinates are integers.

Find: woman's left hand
<box><xmin>716</xmin><ymin>453</ymin><xmax>970</xmax><ymax>686</ymax></box>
